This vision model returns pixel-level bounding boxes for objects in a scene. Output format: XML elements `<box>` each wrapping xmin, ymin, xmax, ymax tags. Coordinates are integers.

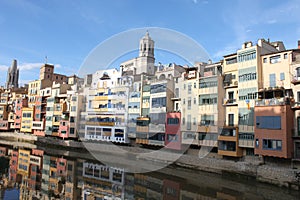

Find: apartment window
<box><xmin>167</xmin><ymin>118</ymin><xmax>179</xmax><ymax>125</ymax></box>
<box><xmin>193</xmin><ymin>117</ymin><xmax>196</xmax><ymax>125</ymax></box>
<box><xmin>194</xmin><ymin>82</ymin><xmax>197</xmax><ymax>88</ymax></box>
<box><xmin>284</xmin><ymin>53</ymin><xmax>288</xmax><ymax>59</ymax></box>
<box><xmin>175</xmin><ymin>88</ymin><xmax>179</xmax><ymax>98</ymax></box>
<box><xmin>188</xmin><ymin>84</ymin><xmax>192</xmax><ymax>94</ymax></box>
<box><xmin>183</xmin><ymin>98</ymin><xmax>185</xmax><ymax>105</ymax></box>
<box><xmin>262</xmin><ymin>139</ymin><xmax>282</xmax><ymax>150</ymax></box>
<box><xmin>255</xmin><ymin>139</ymin><xmax>259</xmax><ymax>148</ymax></box>
<box><xmin>187</xmin><ymin>115</ymin><xmax>191</xmax><ymax>130</ymax></box>
<box><xmin>280</xmin><ymin>72</ymin><xmax>285</xmax><ymax>81</ymax></box>
<box><xmin>187</xmin><ymin>98</ymin><xmax>191</xmax><ymax>110</ymax></box>
<box><xmin>69</xmin><ymin>128</ymin><xmax>75</xmax><ymax>135</ymax></box>
<box><xmin>167</xmin><ymin>134</ymin><xmax>178</xmax><ymax>142</ymax></box>
<box><xmin>269</xmin><ymin>74</ymin><xmax>276</xmax><ymax>87</ymax></box>
<box><xmin>182</xmin><ymin>117</ymin><xmax>185</xmax><ymax>125</ymax></box>
<box><xmin>228</xmin><ymin>114</ymin><xmax>234</xmax><ymax>126</ymax></box>
<box><xmin>70</xmin><ymin>117</ymin><xmax>75</xmax><ymax>123</ymax></box>
<box><xmin>270</xmin><ymin>55</ymin><xmax>281</xmax><ymax>64</ymax></box>
<box><xmin>256</xmin><ymin>116</ymin><xmax>281</xmax><ymax>129</ymax></box>
<box><xmin>151</xmin><ymin>97</ymin><xmax>166</xmax><ymax>108</ymax></box>
<box><xmin>263</xmin><ymin>57</ymin><xmax>268</xmax><ymax>63</ymax></box>
<box><xmin>194</xmin><ymin>98</ymin><xmax>197</xmax><ymax>104</ymax></box>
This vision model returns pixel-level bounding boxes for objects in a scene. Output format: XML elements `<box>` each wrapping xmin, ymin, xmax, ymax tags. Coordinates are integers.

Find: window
<box><xmin>255</xmin><ymin>139</ymin><xmax>259</xmax><ymax>148</ymax></box>
<box><xmin>70</xmin><ymin>128</ymin><xmax>75</xmax><ymax>134</ymax></box>
<box><xmin>284</xmin><ymin>53</ymin><xmax>288</xmax><ymax>59</ymax></box>
<box><xmin>183</xmin><ymin>84</ymin><xmax>186</xmax><ymax>90</ymax></box>
<box><xmin>71</xmin><ymin>106</ymin><xmax>76</xmax><ymax>112</ymax></box>
<box><xmin>269</xmin><ymin>74</ymin><xmax>276</xmax><ymax>87</ymax></box>
<box><xmin>280</xmin><ymin>72</ymin><xmax>285</xmax><ymax>81</ymax></box>
<box><xmin>151</xmin><ymin>97</ymin><xmax>166</xmax><ymax>108</ymax></box>
<box><xmin>226</xmin><ymin>57</ymin><xmax>237</xmax><ymax>65</ymax></box>
<box><xmin>262</xmin><ymin>139</ymin><xmax>282</xmax><ymax>150</ymax></box>
<box><xmin>182</xmin><ymin>117</ymin><xmax>185</xmax><ymax>125</ymax></box>
<box><xmin>188</xmin><ymin>84</ymin><xmax>192</xmax><ymax>94</ymax></box>
<box><xmin>187</xmin><ymin>98</ymin><xmax>191</xmax><ymax>110</ymax></box>
<box><xmin>256</xmin><ymin>116</ymin><xmax>281</xmax><ymax>129</ymax></box>
<box><xmin>167</xmin><ymin>134</ymin><xmax>178</xmax><ymax>142</ymax></box>
<box><xmin>187</xmin><ymin>115</ymin><xmax>191</xmax><ymax>130</ymax></box>
<box><xmin>167</xmin><ymin>118</ymin><xmax>179</xmax><ymax>125</ymax></box>
<box><xmin>175</xmin><ymin>88</ymin><xmax>179</xmax><ymax>98</ymax></box>
<box><xmin>70</xmin><ymin>117</ymin><xmax>75</xmax><ymax>123</ymax></box>
<box><xmin>194</xmin><ymin>98</ymin><xmax>197</xmax><ymax>104</ymax></box>
<box><xmin>194</xmin><ymin>82</ymin><xmax>197</xmax><ymax>88</ymax></box>
<box><xmin>263</xmin><ymin>57</ymin><xmax>268</xmax><ymax>63</ymax></box>
<box><xmin>270</xmin><ymin>55</ymin><xmax>281</xmax><ymax>64</ymax></box>
<box><xmin>228</xmin><ymin>114</ymin><xmax>234</xmax><ymax>126</ymax></box>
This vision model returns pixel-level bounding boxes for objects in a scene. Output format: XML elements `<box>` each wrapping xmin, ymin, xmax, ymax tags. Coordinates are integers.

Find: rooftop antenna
<box><xmin>45</xmin><ymin>56</ymin><xmax>48</xmax><ymax>64</ymax></box>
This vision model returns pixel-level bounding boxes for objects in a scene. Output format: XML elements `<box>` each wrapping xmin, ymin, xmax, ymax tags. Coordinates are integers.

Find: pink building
<box><xmin>165</xmin><ymin>112</ymin><xmax>181</xmax><ymax>150</ymax></box>
<box><xmin>9</xmin><ymin>150</ymin><xmax>18</xmax><ymax>182</ymax></box>
<box><xmin>58</xmin><ymin>119</ymin><xmax>69</xmax><ymax>139</ymax></box>
<box><xmin>14</xmin><ymin>97</ymin><xmax>28</xmax><ymax>130</ymax></box>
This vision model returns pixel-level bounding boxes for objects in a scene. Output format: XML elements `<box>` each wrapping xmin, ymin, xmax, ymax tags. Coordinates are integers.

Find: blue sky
<box><xmin>0</xmin><ymin>0</ymin><xmax>300</xmax><ymax>86</ymax></box>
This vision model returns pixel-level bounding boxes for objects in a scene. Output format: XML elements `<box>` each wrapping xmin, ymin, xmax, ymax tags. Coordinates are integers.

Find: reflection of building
<box><xmin>82</xmin><ymin>162</ymin><xmax>125</xmax><ymax>199</ymax></box>
<box><xmin>9</xmin><ymin>150</ymin><xmax>18</xmax><ymax>182</ymax></box>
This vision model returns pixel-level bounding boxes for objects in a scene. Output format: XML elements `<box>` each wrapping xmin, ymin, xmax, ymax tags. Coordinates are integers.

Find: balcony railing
<box><xmin>255</xmin><ymin>98</ymin><xmax>288</xmax><ymax>106</ymax></box>
<box><xmin>223</xmin><ymin>98</ymin><xmax>237</xmax><ymax>105</ymax></box>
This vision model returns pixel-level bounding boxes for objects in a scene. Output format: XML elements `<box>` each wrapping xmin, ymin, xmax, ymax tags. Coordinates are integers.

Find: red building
<box><xmin>32</xmin><ymin>96</ymin><xmax>46</xmax><ymax>136</ymax></box>
<box><xmin>58</xmin><ymin>119</ymin><xmax>69</xmax><ymax>139</ymax></box>
<box><xmin>163</xmin><ymin>179</ymin><xmax>180</xmax><ymax>200</ymax></box>
<box><xmin>165</xmin><ymin>112</ymin><xmax>181</xmax><ymax>150</ymax></box>
<box><xmin>56</xmin><ymin>157</ymin><xmax>67</xmax><ymax>177</ymax></box>
<box><xmin>254</xmin><ymin>89</ymin><xmax>294</xmax><ymax>158</ymax></box>
<box><xmin>9</xmin><ymin>150</ymin><xmax>18</xmax><ymax>182</ymax></box>
<box><xmin>14</xmin><ymin>97</ymin><xmax>28</xmax><ymax>130</ymax></box>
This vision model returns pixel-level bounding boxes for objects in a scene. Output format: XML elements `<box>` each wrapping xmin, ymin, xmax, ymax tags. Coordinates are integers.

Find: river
<box><xmin>0</xmin><ymin>142</ymin><xmax>299</xmax><ymax>200</ymax></box>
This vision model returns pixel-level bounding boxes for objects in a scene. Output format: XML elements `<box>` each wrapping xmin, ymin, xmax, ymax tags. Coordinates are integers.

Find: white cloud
<box><xmin>266</xmin><ymin>19</ymin><xmax>277</xmax><ymax>24</ymax></box>
<box><xmin>18</xmin><ymin>63</ymin><xmax>43</xmax><ymax>71</ymax></box>
<box><xmin>0</xmin><ymin>65</ymin><xmax>8</xmax><ymax>71</ymax></box>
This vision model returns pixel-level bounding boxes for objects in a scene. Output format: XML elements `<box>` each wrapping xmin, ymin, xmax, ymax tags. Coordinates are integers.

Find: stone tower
<box><xmin>5</xmin><ymin>59</ymin><xmax>19</xmax><ymax>89</ymax></box>
<box><xmin>136</xmin><ymin>31</ymin><xmax>155</xmax><ymax>75</ymax></box>
<box><xmin>39</xmin><ymin>63</ymin><xmax>54</xmax><ymax>80</ymax></box>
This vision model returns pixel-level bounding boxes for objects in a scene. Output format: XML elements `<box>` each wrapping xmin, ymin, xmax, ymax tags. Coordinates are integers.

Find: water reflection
<box><xmin>0</xmin><ymin>144</ymin><xmax>299</xmax><ymax>200</ymax></box>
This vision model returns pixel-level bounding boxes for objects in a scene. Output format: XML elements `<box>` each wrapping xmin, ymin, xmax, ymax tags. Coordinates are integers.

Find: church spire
<box><xmin>5</xmin><ymin>59</ymin><xmax>19</xmax><ymax>89</ymax></box>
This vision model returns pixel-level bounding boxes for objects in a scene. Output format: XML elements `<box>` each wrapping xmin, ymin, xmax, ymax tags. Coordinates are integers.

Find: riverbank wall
<box><xmin>1</xmin><ymin>132</ymin><xmax>300</xmax><ymax>190</ymax></box>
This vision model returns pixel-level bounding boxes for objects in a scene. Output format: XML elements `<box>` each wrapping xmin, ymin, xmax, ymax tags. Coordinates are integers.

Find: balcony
<box><xmin>255</xmin><ymin>98</ymin><xmax>288</xmax><ymax>106</ymax></box>
<box><xmin>149</xmin><ymin>123</ymin><xmax>165</xmax><ymax>133</ymax></box>
<box><xmin>292</xmin><ymin>102</ymin><xmax>300</xmax><ymax>110</ymax></box>
<box><xmin>291</xmin><ymin>76</ymin><xmax>300</xmax><ymax>85</ymax></box>
<box><xmin>224</xmin><ymin>81</ymin><xmax>238</xmax><ymax>88</ymax></box>
<box><xmin>223</xmin><ymin>98</ymin><xmax>237</xmax><ymax>106</ymax></box>
<box><xmin>128</xmin><ymin>108</ymin><xmax>140</xmax><ymax>114</ymax></box>
<box><xmin>197</xmin><ymin>124</ymin><xmax>218</xmax><ymax>133</ymax></box>
<box><xmin>148</xmin><ymin>140</ymin><xmax>164</xmax><ymax>146</ymax></box>
<box><xmin>238</xmin><ymin>139</ymin><xmax>254</xmax><ymax>148</ymax></box>
<box><xmin>238</xmin><ymin>125</ymin><xmax>254</xmax><ymax>133</ymax></box>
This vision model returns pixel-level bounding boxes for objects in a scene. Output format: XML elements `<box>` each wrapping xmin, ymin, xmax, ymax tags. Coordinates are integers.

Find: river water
<box><xmin>0</xmin><ymin>142</ymin><xmax>299</xmax><ymax>200</ymax></box>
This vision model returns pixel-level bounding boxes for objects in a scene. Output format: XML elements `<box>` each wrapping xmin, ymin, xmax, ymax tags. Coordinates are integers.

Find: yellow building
<box><xmin>20</xmin><ymin>107</ymin><xmax>34</xmax><ymax>133</ymax></box>
<box><xmin>17</xmin><ymin>149</ymin><xmax>31</xmax><ymax>176</ymax></box>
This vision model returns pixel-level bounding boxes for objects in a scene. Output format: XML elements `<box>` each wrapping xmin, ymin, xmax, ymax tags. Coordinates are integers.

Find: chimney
<box><xmin>298</xmin><ymin>40</ymin><xmax>300</xmax><ymax>49</ymax></box>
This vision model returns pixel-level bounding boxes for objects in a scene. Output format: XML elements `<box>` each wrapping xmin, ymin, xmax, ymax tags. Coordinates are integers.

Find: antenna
<box><xmin>45</xmin><ymin>56</ymin><xmax>48</xmax><ymax>64</ymax></box>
